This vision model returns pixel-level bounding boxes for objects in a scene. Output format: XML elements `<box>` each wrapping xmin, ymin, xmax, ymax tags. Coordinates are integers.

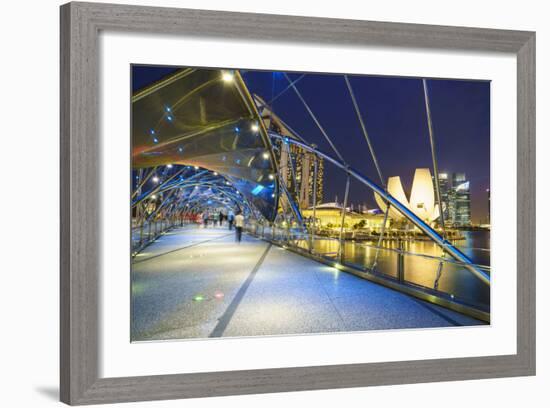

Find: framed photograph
<box><xmin>60</xmin><ymin>2</ymin><xmax>535</xmax><ymax>405</ymax></box>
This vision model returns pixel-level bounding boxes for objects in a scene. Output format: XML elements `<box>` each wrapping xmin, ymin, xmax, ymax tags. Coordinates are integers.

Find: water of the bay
<box><xmin>309</xmin><ymin>231</ymin><xmax>490</xmax><ymax>310</ymax></box>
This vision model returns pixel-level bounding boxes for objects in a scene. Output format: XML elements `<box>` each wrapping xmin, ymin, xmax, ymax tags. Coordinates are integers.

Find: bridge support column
<box><xmin>397</xmin><ymin>238</ymin><xmax>405</xmax><ymax>283</ymax></box>
<box><xmin>310</xmin><ymin>157</ymin><xmax>319</xmax><ymax>254</ymax></box>
<box><xmin>338</xmin><ymin>175</ymin><xmax>350</xmax><ymax>262</ymax></box>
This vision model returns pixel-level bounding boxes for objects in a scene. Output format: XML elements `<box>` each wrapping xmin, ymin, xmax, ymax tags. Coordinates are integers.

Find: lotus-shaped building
<box><xmin>375</xmin><ymin>168</ymin><xmax>441</xmax><ymax>224</ymax></box>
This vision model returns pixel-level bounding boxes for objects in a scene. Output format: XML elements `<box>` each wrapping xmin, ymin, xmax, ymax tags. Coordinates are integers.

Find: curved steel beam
<box><xmin>132</xmin><ymin>169</ymin><xmax>209</xmax><ymax>207</ymax></box>
<box><xmin>234</xmin><ymin>70</ymin><xmax>281</xmax><ymax>220</ymax></box>
<box><xmin>164</xmin><ymin>182</ymin><xmax>256</xmax><ymax>217</ymax></box>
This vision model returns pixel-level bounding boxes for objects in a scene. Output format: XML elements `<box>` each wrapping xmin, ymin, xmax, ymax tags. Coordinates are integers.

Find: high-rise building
<box><xmin>432</xmin><ymin>171</ymin><xmax>472</xmax><ymax>227</ymax></box>
<box><xmin>433</xmin><ymin>172</ymin><xmax>450</xmax><ymax>225</ymax></box>
<box><xmin>449</xmin><ymin>172</ymin><xmax>471</xmax><ymax>227</ymax></box>
<box><xmin>254</xmin><ymin>95</ymin><xmax>324</xmax><ymax>209</ymax></box>
<box><xmin>277</xmin><ymin>142</ymin><xmax>324</xmax><ymax>209</ymax></box>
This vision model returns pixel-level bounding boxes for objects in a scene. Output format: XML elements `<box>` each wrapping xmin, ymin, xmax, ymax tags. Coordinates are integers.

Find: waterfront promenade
<box><xmin>131</xmin><ymin>226</ymin><xmax>484</xmax><ymax>341</ymax></box>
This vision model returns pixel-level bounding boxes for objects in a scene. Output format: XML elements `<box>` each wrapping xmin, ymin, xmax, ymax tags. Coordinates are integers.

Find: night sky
<box><xmin>132</xmin><ymin>66</ymin><xmax>490</xmax><ymax>223</ymax></box>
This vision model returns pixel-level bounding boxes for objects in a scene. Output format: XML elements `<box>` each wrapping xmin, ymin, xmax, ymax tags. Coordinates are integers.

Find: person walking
<box><xmin>227</xmin><ymin>210</ymin><xmax>235</xmax><ymax>230</ymax></box>
<box><xmin>202</xmin><ymin>211</ymin><xmax>209</xmax><ymax>228</ymax></box>
<box><xmin>218</xmin><ymin>211</ymin><xmax>224</xmax><ymax>227</ymax></box>
<box><xmin>234</xmin><ymin>211</ymin><xmax>244</xmax><ymax>243</ymax></box>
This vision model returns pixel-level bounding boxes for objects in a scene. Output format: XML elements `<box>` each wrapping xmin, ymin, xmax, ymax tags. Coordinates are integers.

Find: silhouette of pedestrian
<box><xmin>227</xmin><ymin>210</ymin><xmax>235</xmax><ymax>230</ymax></box>
<box><xmin>234</xmin><ymin>211</ymin><xmax>244</xmax><ymax>243</ymax></box>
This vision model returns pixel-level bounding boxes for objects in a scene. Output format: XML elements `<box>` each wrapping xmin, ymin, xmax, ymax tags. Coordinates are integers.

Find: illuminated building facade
<box><xmin>374</xmin><ymin>169</ymin><xmax>472</xmax><ymax>228</ymax></box>
<box><xmin>449</xmin><ymin>172</ymin><xmax>472</xmax><ymax>226</ymax></box>
<box><xmin>278</xmin><ymin>144</ymin><xmax>324</xmax><ymax>209</ymax></box>
<box><xmin>255</xmin><ymin>95</ymin><xmax>324</xmax><ymax>210</ymax></box>
<box><xmin>301</xmin><ymin>202</ymin><xmax>388</xmax><ymax>232</ymax></box>
<box><xmin>435</xmin><ymin>172</ymin><xmax>450</xmax><ymax>223</ymax></box>
<box><xmin>432</xmin><ymin>171</ymin><xmax>472</xmax><ymax>227</ymax></box>
<box><xmin>374</xmin><ymin>168</ymin><xmax>441</xmax><ymax>224</ymax></box>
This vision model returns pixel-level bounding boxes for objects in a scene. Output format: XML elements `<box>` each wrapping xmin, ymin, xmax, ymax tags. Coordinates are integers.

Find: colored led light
<box><xmin>251</xmin><ymin>185</ymin><xmax>264</xmax><ymax>196</ymax></box>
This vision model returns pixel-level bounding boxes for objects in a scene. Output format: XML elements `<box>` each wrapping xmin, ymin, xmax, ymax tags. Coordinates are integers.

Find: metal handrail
<box><xmin>248</xmin><ymin>221</ymin><xmax>490</xmax><ymax>272</ymax></box>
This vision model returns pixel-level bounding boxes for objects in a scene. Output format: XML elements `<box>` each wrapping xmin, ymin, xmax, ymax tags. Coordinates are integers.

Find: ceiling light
<box><xmin>222</xmin><ymin>71</ymin><xmax>234</xmax><ymax>82</ymax></box>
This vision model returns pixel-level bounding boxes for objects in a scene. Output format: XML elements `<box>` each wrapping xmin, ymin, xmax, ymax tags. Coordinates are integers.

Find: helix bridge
<box><xmin>131</xmin><ymin>67</ymin><xmax>490</xmax><ymax>331</ymax></box>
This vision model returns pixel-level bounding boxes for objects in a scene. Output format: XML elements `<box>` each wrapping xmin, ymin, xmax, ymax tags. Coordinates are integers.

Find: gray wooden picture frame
<box><xmin>60</xmin><ymin>1</ymin><xmax>536</xmax><ymax>405</ymax></box>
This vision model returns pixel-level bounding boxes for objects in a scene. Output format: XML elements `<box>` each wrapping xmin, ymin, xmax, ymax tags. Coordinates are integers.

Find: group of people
<box><xmin>201</xmin><ymin>210</ymin><xmax>229</xmax><ymax>228</ymax></box>
<box><xmin>201</xmin><ymin>209</ymin><xmax>245</xmax><ymax>242</ymax></box>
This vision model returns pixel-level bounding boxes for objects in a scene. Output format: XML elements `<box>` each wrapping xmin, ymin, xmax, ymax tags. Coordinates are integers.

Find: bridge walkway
<box><xmin>131</xmin><ymin>225</ymin><xmax>484</xmax><ymax>341</ymax></box>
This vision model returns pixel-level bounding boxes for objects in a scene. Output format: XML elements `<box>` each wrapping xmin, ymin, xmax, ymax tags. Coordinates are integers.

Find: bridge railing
<box><xmin>246</xmin><ymin>220</ymin><xmax>490</xmax><ymax>321</ymax></box>
<box><xmin>131</xmin><ymin>216</ymin><xmax>193</xmax><ymax>256</ymax></box>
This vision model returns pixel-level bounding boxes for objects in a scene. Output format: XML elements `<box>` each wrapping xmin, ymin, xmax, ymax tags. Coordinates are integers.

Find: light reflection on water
<box><xmin>303</xmin><ymin>231</ymin><xmax>490</xmax><ymax>309</ymax></box>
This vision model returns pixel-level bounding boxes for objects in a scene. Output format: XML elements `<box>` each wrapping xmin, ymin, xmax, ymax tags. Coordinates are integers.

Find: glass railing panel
<box><xmin>242</xmin><ymin>220</ymin><xmax>490</xmax><ymax>313</ymax></box>
<box><xmin>336</xmin><ymin>237</ymin><xmax>490</xmax><ymax>311</ymax></box>
<box><xmin>340</xmin><ymin>240</ymin><xmax>374</xmax><ymax>270</ymax></box>
<box><xmin>400</xmin><ymin>251</ymin><xmax>443</xmax><ymax>288</ymax></box>
<box><xmin>311</xmin><ymin>237</ymin><xmax>340</xmax><ymax>259</ymax></box>
<box><xmin>339</xmin><ymin>240</ymin><xmax>400</xmax><ymax>278</ymax></box>
<box><xmin>430</xmin><ymin>260</ymin><xmax>490</xmax><ymax>310</ymax></box>
<box><xmin>368</xmin><ymin>241</ymin><xmax>401</xmax><ymax>279</ymax></box>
